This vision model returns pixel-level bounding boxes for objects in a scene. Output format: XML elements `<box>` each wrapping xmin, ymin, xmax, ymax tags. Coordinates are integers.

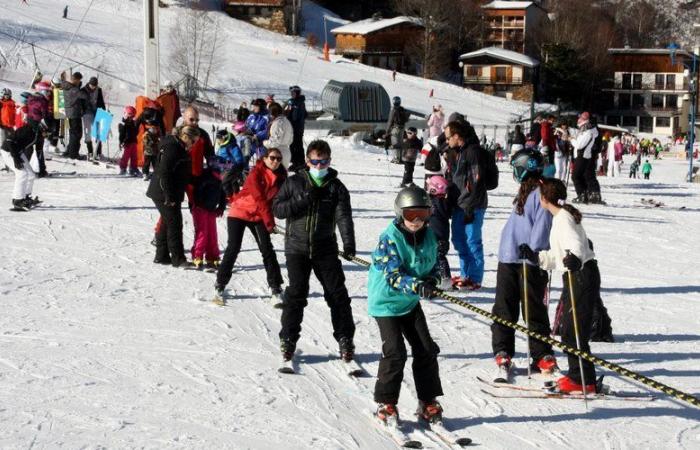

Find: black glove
<box><xmin>342</xmin><ymin>247</ymin><xmax>355</xmax><ymax>261</ymax></box>
<box><xmin>587</xmin><ymin>239</ymin><xmax>594</xmax><ymax>251</ymax></box>
<box><xmin>12</xmin><ymin>155</ymin><xmax>23</xmax><ymax>170</ymax></box>
<box><xmin>463</xmin><ymin>209</ymin><xmax>475</xmax><ymax>224</ymax></box>
<box><xmin>415</xmin><ymin>280</ymin><xmax>437</xmax><ymax>299</ymax></box>
<box><xmin>563</xmin><ymin>252</ymin><xmax>582</xmax><ymax>271</ymax></box>
<box><xmin>518</xmin><ymin>244</ymin><xmax>538</xmax><ymax>264</ymax></box>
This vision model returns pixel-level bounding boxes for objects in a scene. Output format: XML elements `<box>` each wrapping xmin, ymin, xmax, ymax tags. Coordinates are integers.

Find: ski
<box><xmin>424</xmin><ymin>420</ymin><xmax>472</xmax><ymax>447</ymax></box>
<box><xmin>9</xmin><ymin>206</ymin><xmax>30</xmax><ymax>212</ymax></box>
<box><xmin>371</xmin><ymin>412</ymin><xmax>423</xmax><ymax>448</ymax></box>
<box><xmin>49</xmin><ymin>171</ymin><xmax>77</xmax><ymax>176</ymax></box>
<box><xmin>480</xmin><ymin>388</ymin><xmax>655</xmax><ymax>402</ymax></box>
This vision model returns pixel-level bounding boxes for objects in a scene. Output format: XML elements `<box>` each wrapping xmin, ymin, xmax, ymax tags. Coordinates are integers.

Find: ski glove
<box><xmin>563</xmin><ymin>253</ymin><xmax>582</xmax><ymax>272</ymax></box>
<box><xmin>342</xmin><ymin>246</ymin><xmax>355</xmax><ymax>261</ymax></box>
<box><xmin>518</xmin><ymin>244</ymin><xmax>538</xmax><ymax>265</ymax></box>
<box><xmin>415</xmin><ymin>280</ymin><xmax>437</xmax><ymax>299</ymax></box>
<box><xmin>12</xmin><ymin>155</ymin><xmax>23</xmax><ymax>170</ymax></box>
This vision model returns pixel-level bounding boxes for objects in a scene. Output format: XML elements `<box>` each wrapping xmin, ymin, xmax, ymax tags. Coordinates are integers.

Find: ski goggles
<box><xmin>402</xmin><ymin>207</ymin><xmax>430</xmax><ymax>222</ymax></box>
<box><xmin>308</xmin><ymin>158</ymin><xmax>330</xmax><ymax>166</ymax></box>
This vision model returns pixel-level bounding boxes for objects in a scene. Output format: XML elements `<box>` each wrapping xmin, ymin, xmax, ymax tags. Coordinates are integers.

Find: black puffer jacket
<box><xmin>146</xmin><ymin>135</ymin><xmax>192</xmax><ymax>204</ymax></box>
<box><xmin>272</xmin><ymin>168</ymin><xmax>355</xmax><ymax>257</ymax></box>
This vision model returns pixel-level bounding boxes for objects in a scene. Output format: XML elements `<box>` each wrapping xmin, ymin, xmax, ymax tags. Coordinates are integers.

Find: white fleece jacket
<box><xmin>538</xmin><ymin>208</ymin><xmax>595</xmax><ymax>272</ymax></box>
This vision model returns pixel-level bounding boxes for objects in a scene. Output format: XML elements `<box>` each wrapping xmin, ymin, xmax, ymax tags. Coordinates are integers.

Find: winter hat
<box><xmin>448</xmin><ymin>112</ymin><xmax>465</xmax><ymax>124</ymax></box>
<box><xmin>35</xmin><ymin>81</ymin><xmax>51</xmax><ymax>94</ymax></box>
<box><xmin>407</xmin><ymin>126</ymin><xmax>418</xmax><ymax>134</ymax></box>
<box><xmin>233</xmin><ymin>121</ymin><xmax>246</xmax><ymax>133</ymax></box>
<box><xmin>88</xmin><ymin>76</ymin><xmax>98</xmax><ymax>86</ymax></box>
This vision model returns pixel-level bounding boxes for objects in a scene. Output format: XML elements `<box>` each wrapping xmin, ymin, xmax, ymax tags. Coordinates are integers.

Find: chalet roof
<box><xmin>609</xmin><ymin>48</ymin><xmax>692</xmax><ymax>57</ymax></box>
<box><xmin>459</xmin><ymin>47</ymin><xmax>540</xmax><ymax>68</ymax></box>
<box><xmin>482</xmin><ymin>1</ymin><xmax>542</xmax><ymax>10</ymax></box>
<box><xmin>330</xmin><ymin>16</ymin><xmax>423</xmax><ymax>36</ymax></box>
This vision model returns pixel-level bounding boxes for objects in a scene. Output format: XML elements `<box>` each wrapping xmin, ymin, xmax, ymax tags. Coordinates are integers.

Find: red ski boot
<box><xmin>417</xmin><ymin>400</ymin><xmax>443</xmax><ymax>424</ymax></box>
<box><xmin>556</xmin><ymin>375</ymin><xmax>597</xmax><ymax>394</ymax></box>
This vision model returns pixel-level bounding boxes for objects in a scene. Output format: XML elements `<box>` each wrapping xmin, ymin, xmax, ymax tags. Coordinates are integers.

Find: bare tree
<box><xmin>168</xmin><ymin>7</ymin><xmax>221</xmax><ymax>95</ymax></box>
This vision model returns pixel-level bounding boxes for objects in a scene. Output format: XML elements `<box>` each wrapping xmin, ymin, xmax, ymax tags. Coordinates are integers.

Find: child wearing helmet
<box><xmin>426</xmin><ymin>175</ymin><xmax>454</xmax><ymax>290</ymax></box>
<box><xmin>1</xmin><ymin>88</ymin><xmax>16</xmax><ymax>151</ymax></box>
<box><xmin>490</xmin><ymin>148</ymin><xmax>557</xmax><ymax>383</ymax></box>
<box><xmin>400</xmin><ymin>126</ymin><xmax>422</xmax><ymax>187</ymax></box>
<box><xmin>367</xmin><ymin>185</ymin><xmax>445</xmax><ymax>427</ymax></box>
<box><xmin>214</xmin><ymin>128</ymin><xmax>246</xmax><ymax>196</ymax></box>
<box><xmin>118</xmin><ymin>106</ymin><xmax>140</xmax><ymax>176</ymax></box>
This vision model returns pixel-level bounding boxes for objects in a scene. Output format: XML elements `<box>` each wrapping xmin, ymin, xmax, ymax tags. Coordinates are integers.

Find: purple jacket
<box><xmin>497</xmin><ymin>187</ymin><xmax>552</xmax><ymax>265</ymax></box>
<box><xmin>25</xmin><ymin>94</ymin><xmax>49</xmax><ymax>122</ymax></box>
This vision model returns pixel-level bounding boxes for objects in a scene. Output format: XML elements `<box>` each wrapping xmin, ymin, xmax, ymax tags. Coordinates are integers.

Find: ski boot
<box><xmin>129</xmin><ymin>169</ymin><xmax>142</xmax><ymax>177</ymax></box>
<box><xmin>206</xmin><ymin>259</ymin><xmax>220</xmax><ymax>270</ymax></box>
<box><xmin>376</xmin><ymin>403</ymin><xmax>399</xmax><ymax>425</ymax></box>
<box><xmin>588</xmin><ymin>192</ymin><xmax>607</xmax><ymax>205</ymax></box>
<box><xmin>270</xmin><ymin>286</ymin><xmax>285</xmax><ymax>307</ymax></box>
<box><xmin>571</xmin><ymin>192</ymin><xmax>588</xmax><ymax>204</ymax></box>
<box><xmin>10</xmin><ymin>199</ymin><xmax>29</xmax><ymax>212</ymax></box>
<box><xmin>119</xmin><ymin>168</ymin><xmax>127</xmax><ymax>175</ymax></box>
<box><xmin>532</xmin><ymin>354</ymin><xmax>560</xmax><ymax>375</ymax></box>
<box><xmin>553</xmin><ymin>375</ymin><xmax>597</xmax><ymax>394</ymax></box>
<box><xmin>338</xmin><ymin>336</ymin><xmax>355</xmax><ymax>362</ymax></box>
<box><xmin>192</xmin><ymin>258</ymin><xmax>204</xmax><ymax>270</ymax></box>
<box><xmin>494</xmin><ymin>351</ymin><xmax>513</xmax><ymax>383</ymax></box>
<box><xmin>417</xmin><ymin>399</ymin><xmax>443</xmax><ymax>424</ymax></box>
<box><xmin>24</xmin><ymin>195</ymin><xmax>41</xmax><ymax>208</ymax></box>
<box><xmin>280</xmin><ymin>339</ymin><xmax>296</xmax><ymax>362</ymax></box>
<box><xmin>439</xmin><ymin>276</ymin><xmax>453</xmax><ymax>291</ymax></box>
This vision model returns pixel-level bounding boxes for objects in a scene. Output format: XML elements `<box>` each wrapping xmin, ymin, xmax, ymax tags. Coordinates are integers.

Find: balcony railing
<box><xmin>464</xmin><ymin>76</ymin><xmax>524</xmax><ymax>85</ymax></box>
<box><xmin>614</xmin><ymin>81</ymin><xmax>689</xmax><ymax>91</ymax></box>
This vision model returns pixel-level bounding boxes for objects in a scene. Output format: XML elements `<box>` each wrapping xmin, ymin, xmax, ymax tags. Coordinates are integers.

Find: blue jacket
<box><xmin>367</xmin><ymin>221</ymin><xmax>439</xmax><ymax>317</ymax></box>
<box><xmin>245</xmin><ymin>112</ymin><xmax>269</xmax><ymax>142</ymax></box>
<box><xmin>215</xmin><ymin>138</ymin><xmax>244</xmax><ymax>167</ymax></box>
<box><xmin>497</xmin><ymin>187</ymin><xmax>552</xmax><ymax>265</ymax></box>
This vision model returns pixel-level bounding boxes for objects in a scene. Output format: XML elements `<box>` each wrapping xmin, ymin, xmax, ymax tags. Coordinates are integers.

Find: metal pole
<box><xmin>522</xmin><ymin>261</ymin><xmax>532</xmax><ymax>379</ymax></box>
<box><xmin>324</xmin><ymin>15</ymin><xmax>327</xmax><ymax>47</ymax></box>
<box><xmin>566</xmin><ymin>252</ymin><xmax>589</xmax><ymax>411</ymax></box>
<box><xmin>689</xmin><ymin>53</ymin><xmax>697</xmax><ymax>183</ymax></box>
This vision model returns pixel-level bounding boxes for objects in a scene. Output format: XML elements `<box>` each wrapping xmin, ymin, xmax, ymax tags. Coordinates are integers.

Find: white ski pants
<box><xmin>554</xmin><ymin>151</ymin><xmax>568</xmax><ymax>180</ymax></box>
<box><xmin>1</xmin><ymin>150</ymin><xmax>35</xmax><ymax>200</ymax></box>
<box><xmin>608</xmin><ymin>159</ymin><xmax>622</xmax><ymax>177</ymax></box>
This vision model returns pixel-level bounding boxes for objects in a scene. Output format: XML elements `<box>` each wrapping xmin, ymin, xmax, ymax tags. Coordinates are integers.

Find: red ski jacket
<box><xmin>229</xmin><ymin>160</ymin><xmax>287</xmax><ymax>231</ymax></box>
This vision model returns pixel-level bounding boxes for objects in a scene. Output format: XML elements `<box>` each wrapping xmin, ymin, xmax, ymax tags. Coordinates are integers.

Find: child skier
<box><xmin>272</xmin><ymin>140</ymin><xmax>356</xmax><ymax>367</ymax></box>
<box><xmin>191</xmin><ymin>166</ymin><xmax>227</xmax><ymax>269</ymax></box>
<box><xmin>400</xmin><ymin>126</ymin><xmax>422</xmax><ymax>187</ymax></box>
<box><xmin>426</xmin><ymin>175</ymin><xmax>454</xmax><ymax>290</ymax></box>
<box><xmin>118</xmin><ymin>106</ymin><xmax>140</xmax><ymax>176</ymax></box>
<box><xmin>491</xmin><ymin>148</ymin><xmax>557</xmax><ymax>382</ymax></box>
<box><xmin>136</xmin><ymin>100</ymin><xmax>165</xmax><ymax>181</ymax></box>
<box><xmin>629</xmin><ymin>159</ymin><xmax>639</xmax><ymax>179</ymax></box>
<box><xmin>537</xmin><ymin>178</ymin><xmax>598</xmax><ymax>394</ymax></box>
<box><xmin>367</xmin><ymin>185</ymin><xmax>444</xmax><ymax>425</ymax></box>
<box><xmin>642</xmin><ymin>159</ymin><xmax>652</xmax><ymax>180</ymax></box>
<box><xmin>1</xmin><ymin>121</ymin><xmax>47</xmax><ymax>211</ymax></box>
<box><xmin>214</xmin><ymin>128</ymin><xmax>247</xmax><ymax>196</ymax></box>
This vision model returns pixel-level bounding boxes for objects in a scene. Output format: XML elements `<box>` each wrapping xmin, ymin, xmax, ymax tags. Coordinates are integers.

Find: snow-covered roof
<box><xmin>609</xmin><ymin>48</ymin><xmax>692</xmax><ymax>57</ymax></box>
<box><xmin>330</xmin><ymin>16</ymin><xmax>423</xmax><ymax>36</ymax></box>
<box><xmin>459</xmin><ymin>47</ymin><xmax>540</xmax><ymax>67</ymax></box>
<box><xmin>482</xmin><ymin>1</ymin><xmax>538</xmax><ymax>10</ymax></box>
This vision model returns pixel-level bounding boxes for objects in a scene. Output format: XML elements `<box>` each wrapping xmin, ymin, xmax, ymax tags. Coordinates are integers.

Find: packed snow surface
<box><xmin>1</xmin><ymin>146</ymin><xmax>699</xmax><ymax>448</ymax></box>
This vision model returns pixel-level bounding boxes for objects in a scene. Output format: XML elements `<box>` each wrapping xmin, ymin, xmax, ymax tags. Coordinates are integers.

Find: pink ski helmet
<box><xmin>124</xmin><ymin>105</ymin><xmax>136</xmax><ymax>118</ymax></box>
<box><xmin>426</xmin><ymin>175</ymin><xmax>449</xmax><ymax>196</ymax></box>
<box><xmin>35</xmin><ymin>81</ymin><xmax>51</xmax><ymax>92</ymax></box>
<box><xmin>233</xmin><ymin>121</ymin><xmax>246</xmax><ymax>133</ymax></box>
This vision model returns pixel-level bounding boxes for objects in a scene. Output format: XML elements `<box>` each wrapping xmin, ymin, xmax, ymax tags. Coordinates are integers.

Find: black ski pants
<box><xmin>216</xmin><ymin>217</ymin><xmax>283</xmax><ymax>289</ymax></box>
<box><xmin>279</xmin><ymin>252</ymin><xmax>355</xmax><ymax>344</ymax></box>
<box><xmin>491</xmin><ymin>262</ymin><xmax>553</xmax><ymax>361</ymax></box>
<box><xmin>290</xmin><ymin>130</ymin><xmax>305</xmax><ymax>168</ymax></box>
<box><xmin>560</xmin><ymin>260</ymin><xmax>597</xmax><ymax>384</ymax></box>
<box><xmin>67</xmin><ymin>117</ymin><xmax>83</xmax><ymax>159</ymax></box>
<box><xmin>374</xmin><ymin>303</ymin><xmax>443</xmax><ymax>404</ymax></box>
<box><xmin>401</xmin><ymin>161</ymin><xmax>415</xmax><ymax>186</ymax></box>
<box><xmin>153</xmin><ymin>200</ymin><xmax>186</xmax><ymax>265</ymax></box>
<box><xmin>143</xmin><ymin>154</ymin><xmax>156</xmax><ymax>176</ymax></box>
<box><xmin>572</xmin><ymin>156</ymin><xmax>589</xmax><ymax>198</ymax></box>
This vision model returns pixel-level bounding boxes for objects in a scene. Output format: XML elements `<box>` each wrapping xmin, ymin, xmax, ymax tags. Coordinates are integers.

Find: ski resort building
<box><xmin>603</xmin><ymin>48</ymin><xmax>694</xmax><ymax>136</ymax></box>
<box><xmin>459</xmin><ymin>47</ymin><xmax>540</xmax><ymax>102</ymax></box>
<box><xmin>221</xmin><ymin>0</ymin><xmax>299</xmax><ymax>34</ymax></box>
<box><xmin>331</xmin><ymin>15</ymin><xmax>424</xmax><ymax>74</ymax></box>
<box><xmin>480</xmin><ymin>1</ymin><xmax>548</xmax><ymax>57</ymax></box>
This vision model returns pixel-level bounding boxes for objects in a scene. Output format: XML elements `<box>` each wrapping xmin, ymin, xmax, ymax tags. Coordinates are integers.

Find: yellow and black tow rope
<box><xmin>338</xmin><ymin>251</ymin><xmax>700</xmax><ymax>409</ymax></box>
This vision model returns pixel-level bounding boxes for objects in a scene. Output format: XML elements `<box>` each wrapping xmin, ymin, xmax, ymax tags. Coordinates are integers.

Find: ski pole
<box><xmin>566</xmin><ymin>250</ymin><xmax>589</xmax><ymax>410</ymax></box>
<box><xmin>522</xmin><ymin>260</ymin><xmax>532</xmax><ymax>379</ymax></box>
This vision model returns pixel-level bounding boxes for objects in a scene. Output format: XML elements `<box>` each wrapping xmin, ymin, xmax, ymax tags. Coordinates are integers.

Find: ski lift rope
<box><xmin>51</xmin><ymin>0</ymin><xmax>97</xmax><ymax>79</ymax></box>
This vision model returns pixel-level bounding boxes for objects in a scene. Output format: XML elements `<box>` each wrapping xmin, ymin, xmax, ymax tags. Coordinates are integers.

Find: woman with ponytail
<box><xmin>537</xmin><ymin>178</ymin><xmax>598</xmax><ymax>394</ymax></box>
<box><xmin>490</xmin><ymin>149</ymin><xmax>558</xmax><ymax>382</ymax></box>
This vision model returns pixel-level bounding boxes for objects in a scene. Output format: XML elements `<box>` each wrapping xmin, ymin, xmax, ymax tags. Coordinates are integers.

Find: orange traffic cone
<box><xmin>323</xmin><ymin>42</ymin><xmax>330</xmax><ymax>62</ymax></box>
<box><xmin>429</xmin><ymin>89</ymin><xmax>434</xmax><ymax>98</ymax></box>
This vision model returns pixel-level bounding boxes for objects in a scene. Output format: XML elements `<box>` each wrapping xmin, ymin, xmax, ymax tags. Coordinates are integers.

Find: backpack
<box><xmin>424</xmin><ymin>145</ymin><xmax>442</xmax><ymax>172</ymax></box>
<box><xmin>478</xmin><ymin>146</ymin><xmax>499</xmax><ymax>191</ymax></box>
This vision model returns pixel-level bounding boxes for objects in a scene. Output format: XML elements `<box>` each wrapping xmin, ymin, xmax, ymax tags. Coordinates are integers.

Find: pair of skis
<box><xmin>278</xmin><ymin>354</ymin><xmax>364</xmax><ymax>378</ymax></box>
<box><xmin>371</xmin><ymin>412</ymin><xmax>472</xmax><ymax>448</ymax></box>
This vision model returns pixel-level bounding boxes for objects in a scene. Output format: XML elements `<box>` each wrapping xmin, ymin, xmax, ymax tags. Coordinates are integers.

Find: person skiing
<box><xmin>367</xmin><ymin>185</ymin><xmax>444</xmax><ymax>425</ymax></box>
<box><xmin>81</xmin><ymin>76</ymin><xmax>106</xmax><ymax>160</ymax></box>
<box><xmin>156</xmin><ymin>80</ymin><xmax>181</xmax><ymax>134</ymax></box>
<box><xmin>146</xmin><ymin>125</ymin><xmax>199</xmax><ymax>267</ymax></box>
<box><xmin>232</xmin><ymin>120</ymin><xmax>253</xmax><ymax>169</ymax></box>
<box><xmin>1</xmin><ymin>88</ymin><xmax>16</xmax><ymax>152</ymax></box>
<box><xmin>400</xmin><ymin>126</ymin><xmax>422</xmax><ymax>187</ymax></box>
<box><xmin>245</xmin><ymin>99</ymin><xmax>269</xmax><ymax>160</ymax></box>
<box><xmin>553</xmin><ymin>123</ymin><xmax>570</xmax><ymax>181</ymax></box>
<box><xmin>444</xmin><ymin>120</ymin><xmax>488</xmax><ymax>291</ymax></box>
<box><xmin>118</xmin><ymin>105</ymin><xmax>140</xmax><ymax>176</ymax></box>
<box><xmin>285</xmin><ymin>85</ymin><xmax>307</xmax><ymax>171</ymax></box>
<box><xmin>427</xmin><ymin>104</ymin><xmax>444</xmax><ymax>139</ymax></box>
<box><xmin>426</xmin><ymin>175</ymin><xmax>454</xmax><ymax>290</ymax></box>
<box><xmin>629</xmin><ymin>159</ymin><xmax>639</xmax><ymax>178</ymax></box>
<box><xmin>491</xmin><ymin>148</ymin><xmax>557</xmax><ymax>382</ymax></box>
<box><xmin>1</xmin><ymin>120</ymin><xmax>47</xmax><ymax>211</ymax></box>
<box><xmin>213</xmin><ymin>128</ymin><xmax>245</xmax><ymax>185</ymax></box>
<box><xmin>272</xmin><ymin>140</ymin><xmax>356</xmax><ymax>367</ymax></box>
<box><xmin>539</xmin><ymin>115</ymin><xmax>556</xmax><ymax>177</ymax></box>
<box><xmin>23</xmin><ymin>86</ymin><xmax>51</xmax><ymax>177</ymax></box>
<box><xmin>190</xmin><ymin>166</ymin><xmax>227</xmax><ymax>269</ymax></box>
<box><xmin>214</xmin><ymin>147</ymin><xmax>287</xmax><ymax>302</ymax></box>
<box><xmin>510</xmin><ymin>124</ymin><xmax>526</xmax><ymax>153</ymax></box>
<box><xmin>136</xmin><ymin>100</ymin><xmax>165</xmax><ymax>181</ymax></box>
<box><xmin>537</xmin><ymin>178</ymin><xmax>598</xmax><ymax>394</ymax></box>
<box><xmin>264</xmin><ymin>102</ymin><xmax>294</xmax><ymax>168</ymax></box>
<box><xmin>59</xmin><ymin>71</ymin><xmax>88</xmax><ymax>159</ymax></box>
<box><xmin>385</xmin><ymin>96</ymin><xmax>409</xmax><ymax>164</ymax></box>
<box><xmin>570</xmin><ymin>112</ymin><xmax>600</xmax><ymax>204</ymax></box>
<box><xmin>642</xmin><ymin>159</ymin><xmax>652</xmax><ymax>179</ymax></box>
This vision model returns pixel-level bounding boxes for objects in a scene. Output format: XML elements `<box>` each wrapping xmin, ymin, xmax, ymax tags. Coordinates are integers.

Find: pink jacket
<box><xmin>427</xmin><ymin>112</ymin><xmax>444</xmax><ymax>138</ymax></box>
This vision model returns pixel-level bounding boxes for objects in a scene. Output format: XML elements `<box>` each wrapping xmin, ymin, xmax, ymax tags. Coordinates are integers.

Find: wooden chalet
<box><xmin>459</xmin><ymin>46</ymin><xmax>540</xmax><ymax>101</ymax></box>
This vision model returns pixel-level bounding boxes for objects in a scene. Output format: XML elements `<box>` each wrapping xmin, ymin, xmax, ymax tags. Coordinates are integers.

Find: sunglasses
<box><xmin>267</xmin><ymin>155</ymin><xmax>282</xmax><ymax>162</ymax></box>
<box><xmin>402</xmin><ymin>207</ymin><xmax>430</xmax><ymax>222</ymax></box>
<box><xmin>308</xmin><ymin>158</ymin><xmax>330</xmax><ymax>166</ymax></box>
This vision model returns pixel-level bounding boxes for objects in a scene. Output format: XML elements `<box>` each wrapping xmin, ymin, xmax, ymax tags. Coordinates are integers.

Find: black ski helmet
<box><xmin>510</xmin><ymin>148</ymin><xmax>544</xmax><ymax>183</ymax></box>
<box><xmin>392</xmin><ymin>96</ymin><xmax>401</xmax><ymax>106</ymax></box>
<box><xmin>394</xmin><ymin>185</ymin><xmax>430</xmax><ymax>219</ymax></box>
